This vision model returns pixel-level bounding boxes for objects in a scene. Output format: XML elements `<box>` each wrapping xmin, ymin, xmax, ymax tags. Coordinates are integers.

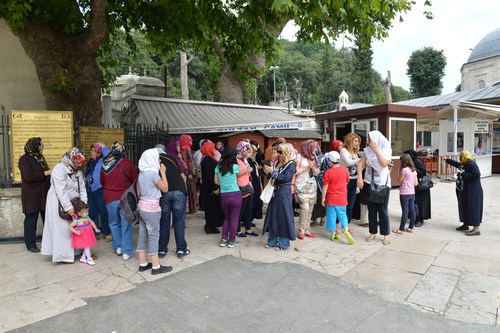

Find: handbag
<box><xmin>260</xmin><ymin>180</ymin><xmax>275</xmax><ymax>204</ymax></box>
<box><xmin>416</xmin><ymin>173</ymin><xmax>434</xmax><ymax>191</ymax></box>
<box><xmin>58</xmin><ymin>176</ymin><xmax>81</xmax><ymax>221</ymax></box>
<box><xmin>366</xmin><ymin>171</ymin><xmax>390</xmax><ymax>204</ymax></box>
<box><xmin>239</xmin><ymin>184</ymin><xmax>254</xmax><ymax>196</ymax></box>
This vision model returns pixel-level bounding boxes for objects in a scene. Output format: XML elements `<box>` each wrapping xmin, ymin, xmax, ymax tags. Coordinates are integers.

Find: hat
<box><xmin>326</xmin><ymin>151</ymin><xmax>340</xmax><ymax>163</ymax></box>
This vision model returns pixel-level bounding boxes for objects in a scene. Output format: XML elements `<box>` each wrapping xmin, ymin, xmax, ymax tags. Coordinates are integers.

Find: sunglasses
<box><xmin>277</xmin><ymin>150</ymin><xmax>283</xmax><ymax>154</ymax></box>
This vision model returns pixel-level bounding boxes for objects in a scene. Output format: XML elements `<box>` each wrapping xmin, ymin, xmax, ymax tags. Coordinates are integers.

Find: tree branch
<box><xmin>83</xmin><ymin>0</ymin><xmax>108</xmax><ymax>55</ymax></box>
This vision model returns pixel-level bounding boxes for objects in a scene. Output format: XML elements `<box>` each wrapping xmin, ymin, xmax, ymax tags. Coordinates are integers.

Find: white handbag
<box><xmin>260</xmin><ymin>181</ymin><xmax>275</xmax><ymax>204</ymax></box>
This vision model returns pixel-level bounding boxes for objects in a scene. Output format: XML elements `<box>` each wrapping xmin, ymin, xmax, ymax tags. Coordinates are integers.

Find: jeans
<box><xmin>366</xmin><ymin>182</ymin><xmax>391</xmax><ymax>236</ymax></box>
<box><xmin>399</xmin><ymin>194</ymin><xmax>416</xmax><ymax>230</ymax></box>
<box><xmin>137</xmin><ymin>210</ymin><xmax>161</xmax><ymax>256</ymax></box>
<box><xmin>346</xmin><ymin>178</ymin><xmax>358</xmax><ymax>223</ymax></box>
<box><xmin>267</xmin><ymin>236</ymin><xmax>290</xmax><ymax>249</ymax></box>
<box><xmin>221</xmin><ymin>191</ymin><xmax>242</xmax><ymax>242</ymax></box>
<box><xmin>159</xmin><ymin>191</ymin><xmax>188</xmax><ymax>254</ymax></box>
<box><xmin>88</xmin><ymin>187</ymin><xmax>110</xmax><ymax>236</ymax></box>
<box><xmin>24</xmin><ymin>211</ymin><xmax>44</xmax><ymax>249</ymax></box>
<box><xmin>106</xmin><ymin>200</ymin><xmax>134</xmax><ymax>255</ymax></box>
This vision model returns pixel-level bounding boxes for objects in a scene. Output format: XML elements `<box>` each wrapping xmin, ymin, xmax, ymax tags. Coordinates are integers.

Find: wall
<box><xmin>461</xmin><ymin>56</ymin><xmax>500</xmax><ymax>90</ymax></box>
<box><xmin>0</xmin><ymin>20</ymin><xmax>46</xmax><ymax>182</ymax></box>
<box><xmin>0</xmin><ymin>188</ymin><xmax>42</xmax><ymax>240</ymax></box>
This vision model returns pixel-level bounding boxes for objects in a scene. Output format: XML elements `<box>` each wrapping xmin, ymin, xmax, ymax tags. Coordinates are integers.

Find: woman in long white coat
<box><xmin>41</xmin><ymin>148</ymin><xmax>87</xmax><ymax>263</ymax></box>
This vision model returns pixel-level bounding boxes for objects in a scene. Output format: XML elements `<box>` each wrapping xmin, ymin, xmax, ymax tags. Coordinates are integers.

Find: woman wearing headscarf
<box><xmin>100</xmin><ymin>141</ymin><xmax>137</xmax><ymax>261</ymax></box>
<box><xmin>85</xmin><ymin>142</ymin><xmax>112</xmax><ymax>241</ymax></box>
<box><xmin>262</xmin><ymin>143</ymin><xmax>297</xmax><ymax>250</ymax></box>
<box><xmin>236</xmin><ymin>140</ymin><xmax>258</xmax><ymax>237</ymax></box>
<box><xmin>404</xmin><ymin>149</ymin><xmax>431</xmax><ymax>227</ymax></box>
<box><xmin>179</xmin><ymin>134</ymin><xmax>198</xmax><ymax>214</ymax></box>
<box><xmin>166</xmin><ymin>139</ymin><xmax>188</xmax><ymax>176</ymax></box>
<box><xmin>311</xmin><ymin>146</ymin><xmax>327</xmax><ymax>227</ymax></box>
<box><xmin>249</xmin><ymin>140</ymin><xmax>263</xmax><ymax>221</ymax></box>
<box><xmin>295</xmin><ymin>139</ymin><xmax>320</xmax><ymax>239</ymax></box>
<box><xmin>332</xmin><ymin>140</ymin><xmax>343</xmax><ymax>152</ymax></box>
<box><xmin>200</xmin><ymin>141</ymin><xmax>224</xmax><ymax>234</ymax></box>
<box><xmin>41</xmin><ymin>147</ymin><xmax>87</xmax><ymax>263</ymax></box>
<box><xmin>18</xmin><ymin>137</ymin><xmax>51</xmax><ymax>253</ymax></box>
<box><xmin>445</xmin><ymin>151</ymin><xmax>483</xmax><ymax>235</ymax></box>
<box><xmin>136</xmin><ymin>148</ymin><xmax>173</xmax><ymax>275</ymax></box>
<box><xmin>357</xmin><ymin>131</ymin><xmax>392</xmax><ymax>245</ymax></box>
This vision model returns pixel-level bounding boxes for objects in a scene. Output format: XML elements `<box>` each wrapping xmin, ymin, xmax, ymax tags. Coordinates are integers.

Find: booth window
<box><xmin>417</xmin><ymin>131</ymin><xmax>432</xmax><ymax>147</ymax></box>
<box><xmin>390</xmin><ymin>118</ymin><xmax>415</xmax><ymax>156</ymax></box>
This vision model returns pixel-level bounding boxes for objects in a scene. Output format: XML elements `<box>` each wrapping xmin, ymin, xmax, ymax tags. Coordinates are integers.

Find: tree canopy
<box><xmin>407</xmin><ymin>46</ymin><xmax>447</xmax><ymax>98</ymax></box>
<box><xmin>0</xmin><ymin>0</ymin><xmax>427</xmax><ymax>125</ymax></box>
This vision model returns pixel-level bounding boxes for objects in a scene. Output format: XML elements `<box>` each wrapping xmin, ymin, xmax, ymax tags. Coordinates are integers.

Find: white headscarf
<box><xmin>138</xmin><ymin>148</ymin><xmax>160</xmax><ymax>172</ymax></box>
<box><xmin>364</xmin><ymin>131</ymin><xmax>392</xmax><ymax>184</ymax></box>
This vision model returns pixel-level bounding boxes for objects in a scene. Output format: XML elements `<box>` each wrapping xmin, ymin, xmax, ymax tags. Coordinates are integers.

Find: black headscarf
<box><xmin>102</xmin><ymin>141</ymin><xmax>125</xmax><ymax>175</ymax></box>
<box><xmin>24</xmin><ymin>137</ymin><xmax>49</xmax><ymax>171</ymax></box>
<box><xmin>404</xmin><ymin>149</ymin><xmax>427</xmax><ymax>177</ymax></box>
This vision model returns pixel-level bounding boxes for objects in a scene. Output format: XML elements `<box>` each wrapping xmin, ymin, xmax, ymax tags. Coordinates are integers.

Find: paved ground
<box><xmin>1</xmin><ymin>175</ymin><xmax>500</xmax><ymax>332</ymax></box>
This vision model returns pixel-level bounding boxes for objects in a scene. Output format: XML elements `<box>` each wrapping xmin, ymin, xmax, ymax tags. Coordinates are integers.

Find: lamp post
<box><xmin>269</xmin><ymin>66</ymin><xmax>279</xmax><ymax>104</ymax></box>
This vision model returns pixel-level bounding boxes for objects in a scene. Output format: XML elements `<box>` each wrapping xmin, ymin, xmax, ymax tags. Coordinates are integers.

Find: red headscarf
<box><xmin>201</xmin><ymin>142</ymin><xmax>216</xmax><ymax>160</ymax></box>
<box><xmin>332</xmin><ymin>140</ymin><xmax>343</xmax><ymax>152</ymax></box>
<box><xmin>179</xmin><ymin>134</ymin><xmax>192</xmax><ymax>151</ymax></box>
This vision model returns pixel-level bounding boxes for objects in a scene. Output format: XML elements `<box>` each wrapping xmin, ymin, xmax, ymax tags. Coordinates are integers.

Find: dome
<box><xmin>467</xmin><ymin>27</ymin><xmax>500</xmax><ymax>63</ymax></box>
<box><xmin>137</xmin><ymin>76</ymin><xmax>165</xmax><ymax>87</ymax></box>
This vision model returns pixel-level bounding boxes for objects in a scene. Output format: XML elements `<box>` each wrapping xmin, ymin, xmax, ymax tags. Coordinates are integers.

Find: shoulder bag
<box><xmin>58</xmin><ymin>176</ymin><xmax>82</xmax><ymax>221</ymax></box>
<box><xmin>416</xmin><ymin>173</ymin><xmax>434</xmax><ymax>191</ymax></box>
<box><xmin>260</xmin><ymin>180</ymin><xmax>275</xmax><ymax>204</ymax></box>
<box><xmin>366</xmin><ymin>171</ymin><xmax>390</xmax><ymax>204</ymax></box>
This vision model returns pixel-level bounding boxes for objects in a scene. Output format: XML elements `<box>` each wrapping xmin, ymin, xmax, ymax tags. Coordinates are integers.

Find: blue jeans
<box><xmin>399</xmin><ymin>194</ymin><xmax>416</xmax><ymax>231</ymax></box>
<box><xmin>267</xmin><ymin>236</ymin><xmax>290</xmax><ymax>249</ymax></box>
<box><xmin>106</xmin><ymin>200</ymin><xmax>134</xmax><ymax>255</ymax></box>
<box><xmin>88</xmin><ymin>187</ymin><xmax>110</xmax><ymax>236</ymax></box>
<box><xmin>159</xmin><ymin>191</ymin><xmax>188</xmax><ymax>254</ymax></box>
<box><xmin>366</xmin><ymin>183</ymin><xmax>391</xmax><ymax>236</ymax></box>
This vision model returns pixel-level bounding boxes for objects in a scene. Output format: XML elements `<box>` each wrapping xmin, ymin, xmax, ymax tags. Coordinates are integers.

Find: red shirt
<box><xmin>323</xmin><ymin>166</ymin><xmax>349</xmax><ymax>206</ymax></box>
<box><xmin>100</xmin><ymin>158</ymin><xmax>137</xmax><ymax>204</ymax></box>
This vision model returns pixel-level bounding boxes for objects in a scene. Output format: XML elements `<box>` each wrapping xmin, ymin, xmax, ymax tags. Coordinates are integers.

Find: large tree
<box><xmin>1</xmin><ymin>0</ymin><xmax>425</xmax><ymax>125</ymax></box>
<box><xmin>406</xmin><ymin>46</ymin><xmax>447</xmax><ymax>98</ymax></box>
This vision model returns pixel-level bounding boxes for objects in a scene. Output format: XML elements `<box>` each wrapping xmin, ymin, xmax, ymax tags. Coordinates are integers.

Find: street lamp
<box><xmin>269</xmin><ymin>66</ymin><xmax>279</xmax><ymax>104</ymax></box>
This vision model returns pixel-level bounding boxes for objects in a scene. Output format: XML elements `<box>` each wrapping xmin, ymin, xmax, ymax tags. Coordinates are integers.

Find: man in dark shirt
<box><xmin>156</xmin><ymin>144</ymin><xmax>190</xmax><ymax>259</ymax></box>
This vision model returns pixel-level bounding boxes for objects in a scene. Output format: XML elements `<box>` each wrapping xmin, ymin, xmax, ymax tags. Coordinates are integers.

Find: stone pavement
<box><xmin>1</xmin><ymin>175</ymin><xmax>500</xmax><ymax>332</ymax></box>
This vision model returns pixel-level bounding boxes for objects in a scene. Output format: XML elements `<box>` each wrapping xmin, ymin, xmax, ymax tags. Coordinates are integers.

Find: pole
<box><xmin>450</xmin><ymin>100</ymin><xmax>460</xmax><ymax>156</ymax></box>
<box><xmin>273</xmin><ymin>69</ymin><xmax>276</xmax><ymax>104</ymax></box>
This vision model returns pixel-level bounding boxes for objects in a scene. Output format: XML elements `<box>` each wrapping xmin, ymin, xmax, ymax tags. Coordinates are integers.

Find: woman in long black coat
<box><xmin>18</xmin><ymin>137</ymin><xmax>51</xmax><ymax>252</ymax></box>
<box><xmin>445</xmin><ymin>150</ymin><xmax>483</xmax><ymax>235</ymax></box>
<box><xmin>200</xmin><ymin>142</ymin><xmax>224</xmax><ymax>234</ymax></box>
<box><xmin>404</xmin><ymin>149</ymin><xmax>431</xmax><ymax>227</ymax></box>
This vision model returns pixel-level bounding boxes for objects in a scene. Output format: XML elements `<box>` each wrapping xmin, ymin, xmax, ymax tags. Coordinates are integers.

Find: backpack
<box><xmin>117</xmin><ymin>165</ymin><xmax>139</xmax><ymax>224</ymax></box>
<box><xmin>120</xmin><ymin>181</ymin><xmax>139</xmax><ymax>224</ymax></box>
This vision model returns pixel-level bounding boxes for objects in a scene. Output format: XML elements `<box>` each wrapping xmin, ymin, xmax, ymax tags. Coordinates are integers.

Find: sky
<box><xmin>281</xmin><ymin>0</ymin><xmax>499</xmax><ymax>95</ymax></box>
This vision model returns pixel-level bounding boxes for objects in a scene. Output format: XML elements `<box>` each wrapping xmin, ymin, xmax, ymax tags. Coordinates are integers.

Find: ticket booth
<box><xmin>437</xmin><ymin>100</ymin><xmax>500</xmax><ymax>177</ymax></box>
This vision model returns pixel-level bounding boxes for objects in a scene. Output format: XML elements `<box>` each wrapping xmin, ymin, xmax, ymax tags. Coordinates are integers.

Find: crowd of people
<box><xmin>18</xmin><ymin>131</ymin><xmax>484</xmax><ymax>275</ymax></box>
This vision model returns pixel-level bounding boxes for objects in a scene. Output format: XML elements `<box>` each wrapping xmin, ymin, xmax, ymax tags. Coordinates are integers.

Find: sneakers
<box><xmin>219</xmin><ymin>239</ymin><xmax>228</xmax><ymax>247</ymax></box>
<box><xmin>227</xmin><ymin>241</ymin><xmax>239</xmax><ymax>248</ymax></box>
<box><xmin>151</xmin><ymin>265</ymin><xmax>173</xmax><ymax>275</ymax></box>
<box><xmin>86</xmin><ymin>258</ymin><xmax>96</xmax><ymax>266</ymax></box>
<box><xmin>176</xmin><ymin>249</ymin><xmax>190</xmax><ymax>259</ymax></box>
<box><xmin>122</xmin><ymin>254</ymin><xmax>130</xmax><ymax>261</ymax></box>
<box><xmin>79</xmin><ymin>256</ymin><xmax>87</xmax><ymax>263</ymax></box>
<box><xmin>331</xmin><ymin>234</ymin><xmax>341</xmax><ymax>241</ymax></box>
<box><xmin>138</xmin><ymin>262</ymin><xmax>153</xmax><ymax>272</ymax></box>
<box><xmin>344</xmin><ymin>230</ymin><xmax>354</xmax><ymax>245</ymax></box>
<box><xmin>158</xmin><ymin>251</ymin><xmax>166</xmax><ymax>258</ymax></box>
<box><xmin>115</xmin><ymin>248</ymin><xmax>122</xmax><ymax>255</ymax></box>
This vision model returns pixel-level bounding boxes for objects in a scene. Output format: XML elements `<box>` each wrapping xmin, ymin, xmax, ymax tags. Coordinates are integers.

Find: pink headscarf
<box><xmin>179</xmin><ymin>134</ymin><xmax>192</xmax><ymax>151</ymax></box>
<box><xmin>300</xmin><ymin>139</ymin><xmax>318</xmax><ymax>160</ymax></box>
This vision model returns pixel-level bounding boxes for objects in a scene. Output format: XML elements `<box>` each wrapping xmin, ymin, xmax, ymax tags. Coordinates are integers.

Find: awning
<box><xmin>437</xmin><ymin>100</ymin><xmax>500</xmax><ymax>119</ymax></box>
<box><xmin>127</xmin><ymin>96</ymin><xmax>311</xmax><ymax>134</ymax></box>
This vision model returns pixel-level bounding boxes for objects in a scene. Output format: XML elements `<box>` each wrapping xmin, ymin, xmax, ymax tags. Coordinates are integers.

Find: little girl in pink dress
<box><xmin>69</xmin><ymin>201</ymin><xmax>100</xmax><ymax>265</ymax></box>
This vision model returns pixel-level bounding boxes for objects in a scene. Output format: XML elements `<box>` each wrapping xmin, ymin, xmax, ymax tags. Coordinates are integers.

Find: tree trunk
<box><xmin>214</xmin><ymin>62</ymin><xmax>244</xmax><ymax>104</ymax></box>
<box><xmin>180</xmin><ymin>51</ymin><xmax>189</xmax><ymax>100</ymax></box>
<box><xmin>6</xmin><ymin>0</ymin><xmax>107</xmax><ymax>127</ymax></box>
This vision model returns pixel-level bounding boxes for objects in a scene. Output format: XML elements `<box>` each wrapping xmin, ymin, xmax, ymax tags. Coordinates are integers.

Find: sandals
<box><xmin>405</xmin><ymin>228</ymin><xmax>414</xmax><ymax>233</ymax></box>
<box><xmin>264</xmin><ymin>243</ymin><xmax>275</xmax><ymax>249</ymax></box>
<box><xmin>275</xmin><ymin>246</ymin><xmax>288</xmax><ymax>251</ymax></box>
<box><xmin>392</xmin><ymin>228</ymin><xmax>404</xmax><ymax>235</ymax></box>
